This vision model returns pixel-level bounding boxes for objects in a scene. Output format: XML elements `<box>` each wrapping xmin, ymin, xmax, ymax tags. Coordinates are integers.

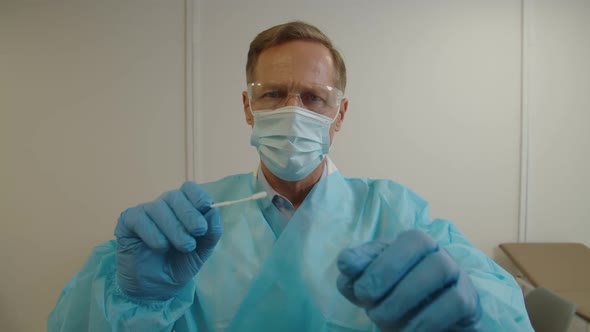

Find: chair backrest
<box><xmin>525</xmin><ymin>287</ymin><xmax>577</xmax><ymax>332</ymax></box>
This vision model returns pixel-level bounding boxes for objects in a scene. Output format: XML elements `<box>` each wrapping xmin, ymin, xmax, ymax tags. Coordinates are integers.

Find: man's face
<box><xmin>243</xmin><ymin>40</ymin><xmax>348</xmax><ymax>144</ymax></box>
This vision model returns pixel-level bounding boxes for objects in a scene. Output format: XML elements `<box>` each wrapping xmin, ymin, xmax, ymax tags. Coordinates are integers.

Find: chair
<box><xmin>525</xmin><ymin>287</ymin><xmax>577</xmax><ymax>332</ymax></box>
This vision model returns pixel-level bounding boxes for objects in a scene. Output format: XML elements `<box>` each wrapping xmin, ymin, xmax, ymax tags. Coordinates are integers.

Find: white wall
<box><xmin>0</xmin><ymin>1</ymin><xmax>187</xmax><ymax>331</ymax></box>
<box><xmin>526</xmin><ymin>0</ymin><xmax>590</xmax><ymax>245</ymax></box>
<box><xmin>194</xmin><ymin>0</ymin><xmax>524</xmax><ymax>255</ymax></box>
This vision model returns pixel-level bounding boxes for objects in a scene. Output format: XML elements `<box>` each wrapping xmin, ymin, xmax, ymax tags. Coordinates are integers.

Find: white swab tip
<box><xmin>250</xmin><ymin>192</ymin><xmax>268</xmax><ymax>200</ymax></box>
<box><xmin>209</xmin><ymin>191</ymin><xmax>268</xmax><ymax>208</ymax></box>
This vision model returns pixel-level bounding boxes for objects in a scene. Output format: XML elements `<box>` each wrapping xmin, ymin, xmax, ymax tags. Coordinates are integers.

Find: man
<box><xmin>49</xmin><ymin>21</ymin><xmax>533</xmax><ymax>331</ymax></box>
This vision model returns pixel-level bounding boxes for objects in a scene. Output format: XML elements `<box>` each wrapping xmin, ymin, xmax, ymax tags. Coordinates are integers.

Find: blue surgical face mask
<box><xmin>250</xmin><ymin>106</ymin><xmax>335</xmax><ymax>181</ymax></box>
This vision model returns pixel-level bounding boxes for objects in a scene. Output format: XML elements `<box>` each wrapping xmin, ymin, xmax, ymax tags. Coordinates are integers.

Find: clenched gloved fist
<box><xmin>115</xmin><ymin>182</ymin><xmax>222</xmax><ymax>300</ymax></box>
<box><xmin>337</xmin><ymin>230</ymin><xmax>482</xmax><ymax>332</ymax></box>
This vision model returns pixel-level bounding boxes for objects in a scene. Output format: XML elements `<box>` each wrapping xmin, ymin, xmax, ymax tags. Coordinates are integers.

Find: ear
<box><xmin>243</xmin><ymin>91</ymin><xmax>253</xmax><ymax>127</ymax></box>
<box><xmin>334</xmin><ymin>98</ymin><xmax>348</xmax><ymax>132</ymax></box>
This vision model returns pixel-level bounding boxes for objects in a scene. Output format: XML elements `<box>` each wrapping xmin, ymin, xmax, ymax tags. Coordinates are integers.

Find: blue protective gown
<box><xmin>48</xmin><ymin>167</ymin><xmax>533</xmax><ymax>331</ymax></box>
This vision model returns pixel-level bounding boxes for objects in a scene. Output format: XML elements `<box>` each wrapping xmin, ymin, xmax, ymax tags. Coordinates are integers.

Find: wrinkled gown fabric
<box><xmin>48</xmin><ymin>170</ymin><xmax>533</xmax><ymax>331</ymax></box>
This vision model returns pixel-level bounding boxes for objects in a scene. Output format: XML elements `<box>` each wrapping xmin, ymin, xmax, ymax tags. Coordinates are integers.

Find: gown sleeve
<box><xmin>420</xmin><ymin>215</ymin><xmax>534</xmax><ymax>331</ymax></box>
<box><xmin>47</xmin><ymin>240</ymin><xmax>196</xmax><ymax>332</ymax></box>
<box><xmin>375</xmin><ymin>180</ymin><xmax>533</xmax><ymax>331</ymax></box>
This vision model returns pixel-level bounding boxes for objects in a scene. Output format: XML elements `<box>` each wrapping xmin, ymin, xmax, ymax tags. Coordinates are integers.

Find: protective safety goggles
<box><xmin>247</xmin><ymin>81</ymin><xmax>344</xmax><ymax>118</ymax></box>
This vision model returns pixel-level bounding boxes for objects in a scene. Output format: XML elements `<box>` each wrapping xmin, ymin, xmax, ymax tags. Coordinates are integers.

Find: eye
<box><xmin>307</xmin><ymin>94</ymin><xmax>322</xmax><ymax>102</ymax></box>
<box><xmin>260</xmin><ymin>91</ymin><xmax>278</xmax><ymax>99</ymax></box>
<box><xmin>260</xmin><ymin>89</ymin><xmax>286</xmax><ymax>99</ymax></box>
<box><xmin>301</xmin><ymin>91</ymin><xmax>326</xmax><ymax>104</ymax></box>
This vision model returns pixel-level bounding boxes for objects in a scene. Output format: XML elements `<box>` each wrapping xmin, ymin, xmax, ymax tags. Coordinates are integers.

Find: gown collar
<box><xmin>253</xmin><ymin>157</ymin><xmax>338</xmax><ymax>236</ymax></box>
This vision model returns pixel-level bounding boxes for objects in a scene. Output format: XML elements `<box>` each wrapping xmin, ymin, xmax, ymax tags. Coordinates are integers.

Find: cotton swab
<box><xmin>210</xmin><ymin>191</ymin><xmax>268</xmax><ymax>208</ymax></box>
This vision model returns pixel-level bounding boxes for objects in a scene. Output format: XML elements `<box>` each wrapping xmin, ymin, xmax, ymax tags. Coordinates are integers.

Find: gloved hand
<box><xmin>336</xmin><ymin>230</ymin><xmax>482</xmax><ymax>332</ymax></box>
<box><xmin>115</xmin><ymin>182</ymin><xmax>222</xmax><ymax>300</ymax></box>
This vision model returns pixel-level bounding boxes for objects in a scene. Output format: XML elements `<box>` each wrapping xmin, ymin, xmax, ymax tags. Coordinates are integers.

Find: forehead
<box><xmin>253</xmin><ymin>40</ymin><xmax>336</xmax><ymax>86</ymax></box>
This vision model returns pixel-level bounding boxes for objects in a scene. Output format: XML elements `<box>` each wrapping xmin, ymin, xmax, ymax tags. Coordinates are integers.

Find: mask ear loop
<box><xmin>247</xmin><ymin>87</ymin><xmax>255</xmax><ymax>118</ymax></box>
<box><xmin>329</xmin><ymin>102</ymin><xmax>342</xmax><ymax>124</ymax></box>
<box><xmin>326</xmin><ymin>102</ymin><xmax>344</xmax><ymax>152</ymax></box>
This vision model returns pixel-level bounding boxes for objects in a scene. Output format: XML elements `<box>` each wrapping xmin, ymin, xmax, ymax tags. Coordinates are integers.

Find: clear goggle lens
<box><xmin>247</xmin><ymin>82</ymin><xmax>343</xmax><ymax>118</ymax></box>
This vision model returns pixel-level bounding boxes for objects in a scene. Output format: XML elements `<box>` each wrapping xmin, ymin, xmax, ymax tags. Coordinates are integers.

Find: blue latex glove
<box><xmin>115</xmin><ymin>182</ymin><xmax>222</xmax><ymax>300</ymax></box>
<box><xmin>337</xmin><ymin>230</ymin><xmax>482</xmax><ymax>331</ymax></box>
